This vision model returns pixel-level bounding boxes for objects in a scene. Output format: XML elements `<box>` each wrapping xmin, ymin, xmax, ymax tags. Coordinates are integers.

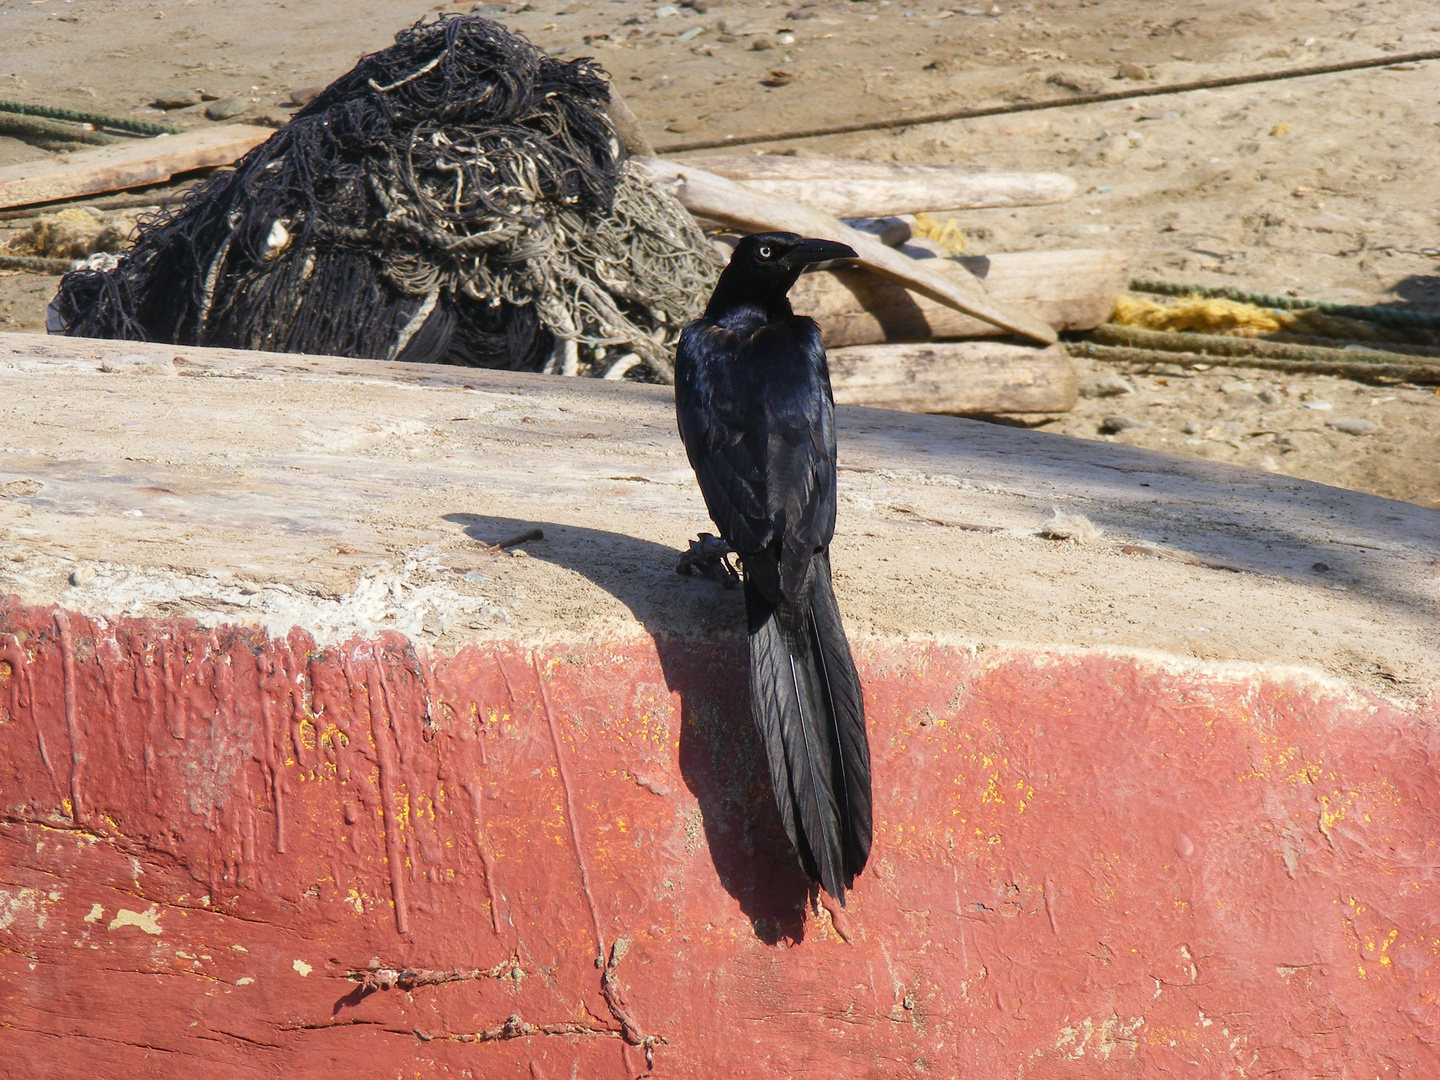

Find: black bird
<box><xmin>675</xmin><ymin>232</ymin><xmax>872</xmax><ymax>905</ymax></box>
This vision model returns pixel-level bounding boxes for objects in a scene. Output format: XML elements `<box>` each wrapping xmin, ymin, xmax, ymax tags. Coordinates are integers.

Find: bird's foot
<box><xmin>676</xmin><ymin>533</ymin><xmax>740</xmax><ymax>589</ymax></box>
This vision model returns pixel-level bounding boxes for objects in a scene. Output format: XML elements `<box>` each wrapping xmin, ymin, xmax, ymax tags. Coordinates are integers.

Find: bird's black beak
<box><xmin>784</xmin><ymin>237</ymin><xmax>859</xmax><ymax>269</ymax></box>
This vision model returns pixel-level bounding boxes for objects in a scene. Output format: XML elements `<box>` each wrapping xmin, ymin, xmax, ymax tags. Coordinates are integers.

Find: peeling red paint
<box><xmin>1</xmin><ymin>599</ymin><xmax>1438</xmax><ymax>1078</ymax></box>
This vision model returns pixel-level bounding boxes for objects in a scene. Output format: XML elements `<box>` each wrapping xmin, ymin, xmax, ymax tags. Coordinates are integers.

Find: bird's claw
<box><xmin>676</xmin><ymin>533</ymin><xmax>740</xmax><ymax>589</ymax></box>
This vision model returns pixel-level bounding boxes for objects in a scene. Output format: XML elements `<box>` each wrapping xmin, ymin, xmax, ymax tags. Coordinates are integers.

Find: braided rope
<box><xmin>1130</xmin><ymin>278</ymin><xmax>1440</xmax><ymax>331</ymax></box>
<box><xmin>0</xmin><ymin>99</ymin><xmax>179</xmax><ymax>137</ymax></box>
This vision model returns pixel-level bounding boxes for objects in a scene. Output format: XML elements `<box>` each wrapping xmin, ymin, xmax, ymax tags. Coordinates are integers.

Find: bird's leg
<box><xmin>676</xmin><ymin>533</ymin><xmax>740</xmax><ymax>589</ymax></box>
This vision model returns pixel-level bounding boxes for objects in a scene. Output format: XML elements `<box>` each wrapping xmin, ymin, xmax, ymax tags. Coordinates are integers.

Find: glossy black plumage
<box><xmin>675</xmin><ymin>233</ymin><xmax>872</xmax><ymax>904</ymax></box>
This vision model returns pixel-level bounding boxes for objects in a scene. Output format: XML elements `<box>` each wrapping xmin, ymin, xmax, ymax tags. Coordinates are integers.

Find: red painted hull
<box><xmin>2</xmin><ymin>600</ymin><xmax>1437</xmax><ymax>1078</ymax></box>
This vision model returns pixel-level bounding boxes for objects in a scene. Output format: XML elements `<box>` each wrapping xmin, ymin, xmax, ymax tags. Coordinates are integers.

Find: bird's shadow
<box><xmin>1388</xmin><ymin>273</ymin><xmax>1440</xmax><ymax>306</ymax></box>
<box><xmin>444</xmin><ymin>512</ymin><xmax>812</xmax><ymax>944</ymax></box>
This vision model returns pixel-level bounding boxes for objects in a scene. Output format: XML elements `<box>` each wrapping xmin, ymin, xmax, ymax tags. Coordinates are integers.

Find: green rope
<box><xmin>0</xmin><ymin>99</ymin><xmax>179</xmax><ymax>137</ymax></box>
<box><xmin>1072</xmin><ymin>340</ymin><xmax>1440</xmax><ymax>386</ymax></box>
<box><xmin>1129</xmin><ymin>278</ymin><xmax>1440</xmax><ymax>331</ymax></box>
<box><xmin>0</xmin><ymin>113</ymin><xmax>115</xmax><ymax>146</ymax></box>
<box><xmin>1090</xmin><ymin>322</ymin><xmax>1440</xmax><ymax>369</ymax></box>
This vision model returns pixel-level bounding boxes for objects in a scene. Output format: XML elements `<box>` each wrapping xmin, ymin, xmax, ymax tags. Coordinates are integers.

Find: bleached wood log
<box><xmin>633</xmin><ymin>156</ymin><xmax>1058</xmax><ymax>346</ymax></box>
<box><xmin>607</xmin><ymin>85</ymin><xmax>655</xmax><ymax>158</ymax></box>
<box><xmin>0</xmin><ymin>125</ymin><xmax>272</xmax><ymax>210</ymax></box>
<box><xmin>688</xmin><ymin>156</ymin><xmax>1079</xmax><ymax>217</ymax></box>
<box><xmin>828</xmin><ymin>340</ymin><xmax>1077</xmax><ymax>414</ymax></box>
<box><xmin>791</xmin><ymin>249</ymin><xmax>1126</xmax><ymax>347</ymax></box>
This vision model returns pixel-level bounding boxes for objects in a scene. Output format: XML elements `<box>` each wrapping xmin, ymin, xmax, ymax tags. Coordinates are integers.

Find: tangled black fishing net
<box><xmin>50</xmin><ymin>15</ymin><xmax>721</xmax><ymax>381</ymax></box>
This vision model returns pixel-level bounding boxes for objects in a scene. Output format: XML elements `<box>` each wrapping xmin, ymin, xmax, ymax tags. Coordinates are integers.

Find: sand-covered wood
<box><xmin>688</xmin><ymin>155</ymin><xmax>1079</xmax><ymax>216</ymax></box>
<box><xmin>633</xmin><ymin>156</ymin><xmax>1058</xmax><ymax>345</ymax></box>
<box><xmin>0</xmin><ymin>125</ymin><xmax>272</xmax><ymax>209</ymax></box>
<box><xmin>792</xmin><ymin>249</ymin><xmax>1126</xmax><ymax>347</ymax></box>
<box><xmin>2</xmin><ymin>329</ymin><xmax>1434</xmax><ymax>687</ymax></box>
<box><xmin>828</xmin><ymin>340</ymin><xmax>1077</xmax><ymax>413</ymax></box>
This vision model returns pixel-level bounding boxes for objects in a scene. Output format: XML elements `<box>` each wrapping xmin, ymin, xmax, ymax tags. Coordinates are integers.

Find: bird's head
<box><xmin>706</xmin><ymin>232</ymin><xmax>859</xmax><ymax>320</ymax></box>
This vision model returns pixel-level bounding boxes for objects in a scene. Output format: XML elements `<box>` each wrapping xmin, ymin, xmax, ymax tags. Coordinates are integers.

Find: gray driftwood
<box><xmin>792</xmin><ymin>249</ymin><xmax>1126</xmax><ymax>347</ymax></box>
<box><xmin>0</xmin><ymin>125</ymin><xmax>272</xmax><ymax>210</ymax></box>
<box><xmin>688</xmin><ymin>155</ymin><xmax>1078</xmax><ymax>216</ymax></box>
<box><xmin>634</xmin><ymin>156</ymin><xmax>1057</xmax><ymax>345</ymax></box>
<box><xmin>828</xmin><ymin>341</ymin><xmax>1077</xmax><ymax>414</ymax></box>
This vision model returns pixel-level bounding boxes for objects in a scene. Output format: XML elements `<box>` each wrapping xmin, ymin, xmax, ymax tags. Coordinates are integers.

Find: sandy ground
<box><xmin>1</xmin><ymin>0</ymin><xmax>1437</xmax><ymax>505</ymax></box>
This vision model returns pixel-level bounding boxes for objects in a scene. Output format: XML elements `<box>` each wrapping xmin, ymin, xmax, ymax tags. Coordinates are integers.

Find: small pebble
<box><xmin>1079</xmin><ymin>372</ymin><xmax>1133</xmax><ymax>398</ymax></box>
<box><xmin>1116</xmin><ymin>62</ymin><xmax>1150</xmax><ymax>80</ymax></box>
<box><xmin>653</xmin><ymin>4</ymin><xmax>679</xmax><ymax>16</ymax></box>
<box><xmin>287</xmin><ymin>85</ymin><xmax>325</xmax><ymax>107</ymax></box>
<box><xmin>153</xmin><ymin>90</ymin><xmax>201</xmax><ymax>109</ymax></box>
<box><xmin>70</xmin><ymin>563</ymin><xmax>97</xmax><ymax>587</ymax></box>
<box><xmin>1325</xmin><ymin>417</ymin><xmax>1377</xmax><ymax>436</ymax></box>
<box><xmin>750</xmin><ymin>36</ymin><xmax>775</xmax><ymax>50</ymax></box>
<box><xmin>1047</xmin><ymin>70</ymin><xmax>1106</xmax><ymax>95</ymax></box>
<box><xmin>1311</xmin><ymin>562</ymin><xmax>1330</xmax><ymax>572</ymax></box>
<box><xmin>1072</xmin><ymin>133</ymin><xmax>1129</xmax><ymax>167</ymax></box>
<box><xmin>1100</xmin><ymin>413</ymin><xmax>1143</xmax><ymax>434</ymax></box>
<box><xmin>205</xmin><ymin>97</ymin><xmax>250</xmax><ymax>121</ymax></box>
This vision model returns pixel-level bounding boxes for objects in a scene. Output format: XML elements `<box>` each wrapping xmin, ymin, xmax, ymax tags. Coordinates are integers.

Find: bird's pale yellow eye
<box><xmin>758</xmin><ymin>246</ymin><xmax>772</xmax><ymax>259</ymax></box>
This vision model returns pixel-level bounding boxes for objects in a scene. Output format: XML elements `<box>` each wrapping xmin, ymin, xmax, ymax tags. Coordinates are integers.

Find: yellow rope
<box><xmin>910</xmin><ymin>213</ymin><xmax>968</xmax><ymax>256</ymax></box>
<box><xmin>1110</xmin><ymin>293</ymin><xmax>1440</xmax><ymax>347</ymax></box>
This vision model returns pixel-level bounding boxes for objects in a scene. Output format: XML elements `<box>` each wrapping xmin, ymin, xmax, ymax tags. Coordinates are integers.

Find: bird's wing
<box><xmin>676</xmin><ymin>317</ymin><xmax>837</xmax><ymax>605</ymax></box>
<box><xmin>750</xmin><ymin>317</ymin><xmax>838</xmax><ymax>603</ymax></box>
<box><xmin>675</xmin><ymin>321</ymin><xmax>772</xmax><ymax>553</ymax></box>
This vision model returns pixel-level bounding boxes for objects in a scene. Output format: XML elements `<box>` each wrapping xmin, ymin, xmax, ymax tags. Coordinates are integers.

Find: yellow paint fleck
<box><xmin>292</xmin><ymin>959</ymin><xmax>312</xmax><ymax>977</ymax></box>
<box><xmin>84</xmin><ymin>904</ymin><xmax>103</xmax><ymax>923</ymax></box>
<box><xmin>397</xmin><ymin>792</ymin><xmax>411</xmax><ymax>832</ymax></box>
<box><xmin>236</xmin><ymin>977</ymin><xmax>254</xmax><ymax>986</ymax></box>
<box><xmin>1380</xmin><ymin>928</ymin><xmax>1398</xmax><ymax>966</ymax></box>
<box><xmin>108</xmin><ymin>907</ymin><xmax>162</xmax><ymax>935</ymax></box>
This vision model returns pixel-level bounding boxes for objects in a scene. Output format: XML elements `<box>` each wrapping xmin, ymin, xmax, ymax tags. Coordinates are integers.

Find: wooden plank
<box><xmin>827</xmin><ymin>340</ymin><xmax>1077</xmax><ymax>414</ymax></box>
<box><xmin>634</xmin><ymin>156</ymin><xmax>1058</xmax><ymax>345</ymax></box>
<box><xmin>0</xmin><ymin>125</ymin><xmax>273</xmax><ymax>210</ymax></box>
<box><xmin>791</xmin><ymin>249</ymin><xmax>1127</xmax><ymax>347</ymax></box>
<box><xmin>690</xmin><ymin>155</ymin><xmax>1078</xmax><ymax>216</ymax></box>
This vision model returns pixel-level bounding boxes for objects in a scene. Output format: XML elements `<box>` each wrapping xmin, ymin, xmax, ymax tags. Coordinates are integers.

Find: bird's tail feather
<box><xmin>746</xmin><ymin>552</ymin><xmax>871</xmax><ymax>904</ymax></box>
<box><xmin>808</xmin><ymin>555</ymin><xmax>872</xmax><ymax>877</ymax></box>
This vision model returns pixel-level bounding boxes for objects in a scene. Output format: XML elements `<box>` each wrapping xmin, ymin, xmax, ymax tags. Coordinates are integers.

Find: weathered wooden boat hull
<box><xmin>3</xmin><ymin>607</ymin><xmax>1437</xmax><ymax>1078</ymax></box>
